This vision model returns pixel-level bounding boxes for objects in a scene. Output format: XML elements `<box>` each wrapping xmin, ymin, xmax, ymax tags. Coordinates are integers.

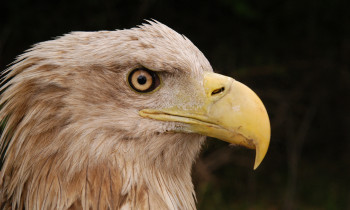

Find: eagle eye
<box><xmin>128</xmin><ymin>68</ymin><xmax>160</xmax><ymax>93</ymax></box>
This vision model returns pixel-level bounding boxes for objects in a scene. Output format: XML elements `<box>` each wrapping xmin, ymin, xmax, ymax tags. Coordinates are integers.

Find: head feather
<box><xmin>0</xmin><ymin>21</ymin><xmax>209</xmax><ymax>209</ymax></box>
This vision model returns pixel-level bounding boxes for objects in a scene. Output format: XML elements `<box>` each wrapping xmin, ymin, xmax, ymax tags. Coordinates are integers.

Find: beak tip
<box><xmin>252</xmin><ymin>140</ymin><xmax>269</xmax><ymax>170</ymax></box>
<box><xmin>253</xmin><ymin>156</ymin><xmax>264</xmax><ymax>170</ymax></box>
<box><xmin>253</xmin><ymin>161</ymin><xmax>261</xmax><ymax>170</ymax></box>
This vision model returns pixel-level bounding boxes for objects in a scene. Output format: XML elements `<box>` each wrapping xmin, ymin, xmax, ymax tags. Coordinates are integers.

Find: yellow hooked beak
<box><xmin>140</xmin><ymin>72</ymin><xmax>270</xmax><ymax>169</ymax></box>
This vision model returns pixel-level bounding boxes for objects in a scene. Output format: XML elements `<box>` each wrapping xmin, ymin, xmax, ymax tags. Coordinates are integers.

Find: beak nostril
<box><xmin>211</xmin><ymin>87</ymin><xmax>225</xmax><ymax>96</ymax></box>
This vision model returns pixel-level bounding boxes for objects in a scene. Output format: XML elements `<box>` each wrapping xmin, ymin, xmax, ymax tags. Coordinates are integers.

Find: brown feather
<box><xmin>0</xmin><ymin>21</ymin><xmax>211</xmax><ymax>209</ymax></box>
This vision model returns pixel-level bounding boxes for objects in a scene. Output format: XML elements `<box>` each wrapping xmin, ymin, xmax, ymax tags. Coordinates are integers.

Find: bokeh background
<box><xmin>1</xmin><ymin>0</ymin><xmax>349</xmax><ymax>209</ymax></box>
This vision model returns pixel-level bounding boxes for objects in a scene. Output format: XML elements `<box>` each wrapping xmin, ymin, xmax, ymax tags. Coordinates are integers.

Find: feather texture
<box><xmin>0</xmin><ymin>21</ymin><xmax>212</xmax><ymax>209</ymax></box>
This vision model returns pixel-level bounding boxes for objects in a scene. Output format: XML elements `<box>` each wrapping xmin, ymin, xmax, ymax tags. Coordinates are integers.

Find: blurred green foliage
<box><xmin>1</xmin><ymin>0</ymin><xmax>349</xmax><ymax>209</ymax></box>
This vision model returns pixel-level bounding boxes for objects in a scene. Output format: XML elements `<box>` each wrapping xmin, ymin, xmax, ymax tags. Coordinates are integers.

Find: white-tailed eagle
<box><xmin>0</xmin><ymin>21</ymin><xmax>270</xmax><ymax>209</ymax></box>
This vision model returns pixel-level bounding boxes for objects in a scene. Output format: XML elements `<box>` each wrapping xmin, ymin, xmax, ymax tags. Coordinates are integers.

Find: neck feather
<box><xmin>1</xmin><ymin>130</ymin><xmax>205</xmax><ymax>210</ymax></box>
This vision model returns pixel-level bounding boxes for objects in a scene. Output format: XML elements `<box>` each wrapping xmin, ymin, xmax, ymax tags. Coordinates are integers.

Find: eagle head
<box><xmin>0</xmin><ymin>21</ymin><xmax>270</xmax><ymax>209</ymax></box>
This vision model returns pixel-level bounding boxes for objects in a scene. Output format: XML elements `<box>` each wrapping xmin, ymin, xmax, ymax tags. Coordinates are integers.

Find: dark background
<box><xmin>1</xmin><ymin>0</ymin><xmax>349</xmax><ymax>209</ymax></box>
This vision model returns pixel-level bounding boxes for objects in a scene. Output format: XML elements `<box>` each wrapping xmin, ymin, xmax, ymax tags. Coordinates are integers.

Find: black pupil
<box><xmin>137</xmin><ymin>75</ymin><xmax>147</xmax><ymax>85</ymax></box>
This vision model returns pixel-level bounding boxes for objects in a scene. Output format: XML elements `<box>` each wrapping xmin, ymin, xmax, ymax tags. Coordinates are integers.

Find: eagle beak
<box><xmin>140</xmin><ymin>72</ymin><xmax>270</xmax><ymax>169</ymax></box>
